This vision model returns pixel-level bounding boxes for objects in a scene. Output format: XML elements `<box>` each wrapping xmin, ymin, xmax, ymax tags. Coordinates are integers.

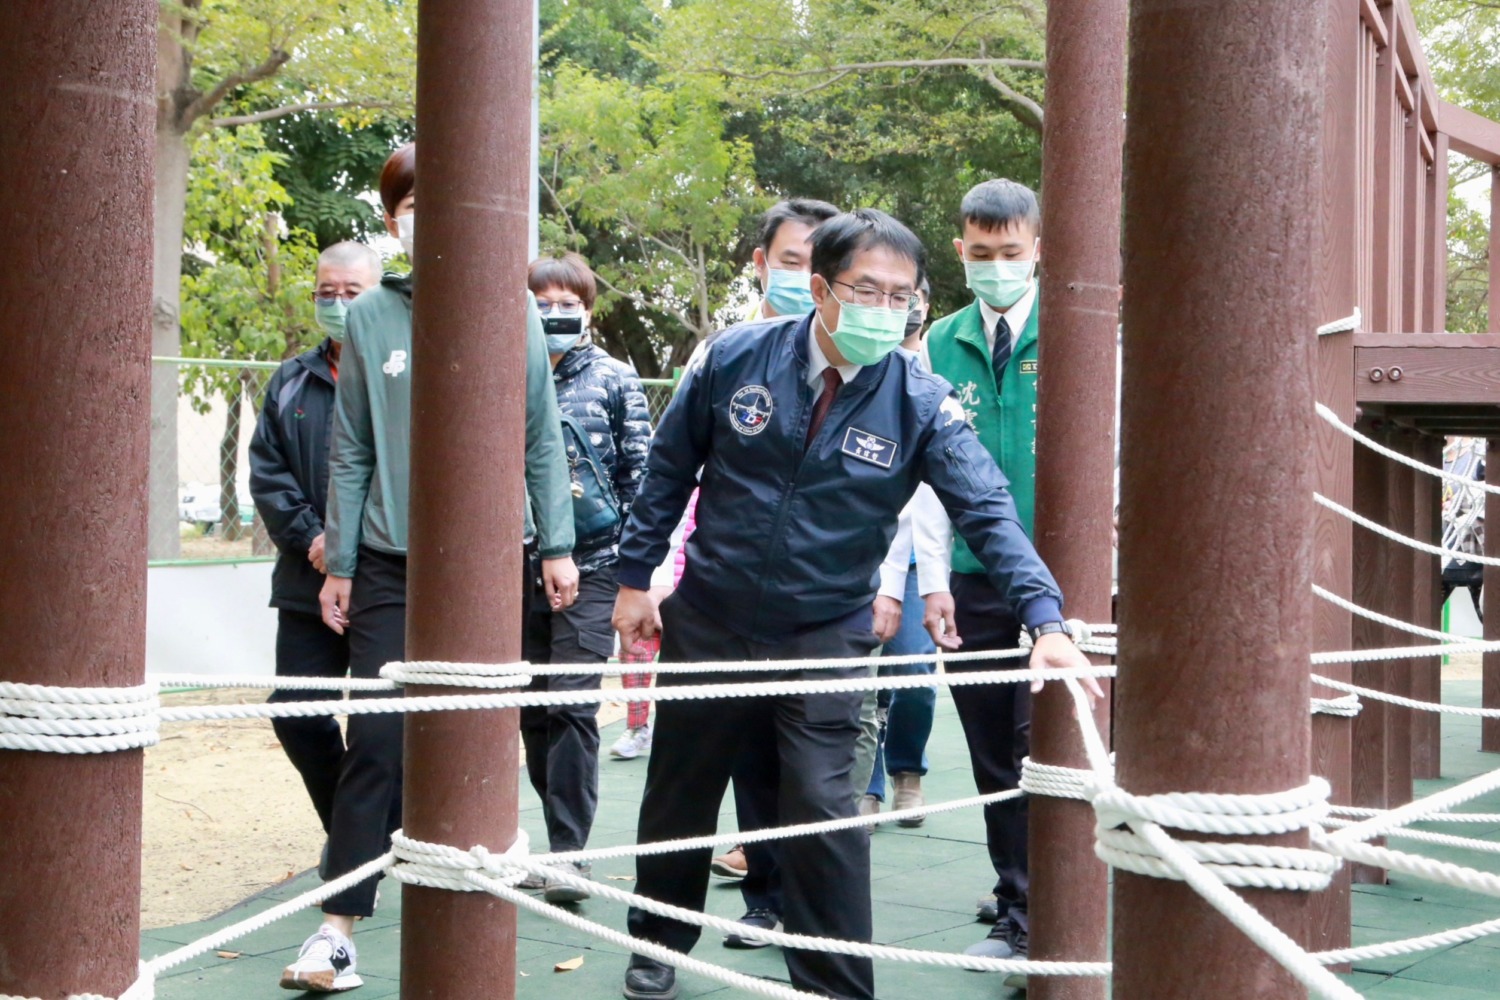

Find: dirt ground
<box><xmin>141</xmin><ymin>655</ymin><xmax>1484</xmax><ymax>930</ymax></box>
<box><xmin>141</xmin><ymin>685</ymin><xmax>627</xmax><ymax>929</ymax></box>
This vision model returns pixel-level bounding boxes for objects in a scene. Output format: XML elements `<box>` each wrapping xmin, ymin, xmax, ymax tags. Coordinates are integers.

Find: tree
<box><xmin>1413</xmin><ymin>0</ymin><xmax>1498</xmax><ymax>330</ymax></box>
<box><xmin>151</xmin><ymin>0</ymin><xmax>414</xmax><ymax>555</ymax></box>
<box><xmin>262</xmin><ymin>114</ymin><xmax>414</xmax><ymax>249</ymax></box>
<box><xmin>179</xmin><ymin>125</ymin><xmax>320</xmax><ymax>541</ymax></box>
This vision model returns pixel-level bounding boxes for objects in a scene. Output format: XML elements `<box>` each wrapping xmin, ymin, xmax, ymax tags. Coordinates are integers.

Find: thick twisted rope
<box><xmin>1315</xmin><ymin>400</ymin><xmax>1500</xmax><ymax>495</ymax></box>
<box><xmin>0</xmin><ymin>682</ymin><xmax>158</xmax><ymax>754</ymax></box>
<box><xmin>1314</xmin><ymin>492</ymin><xmax>1500</xmax><ymax>566</ymax></box>
<box><xmin>1313</xmin><ymin>583</ymin><xmax>1474</xmax><ymax>643</ymax></box>
<box><xmin>1315</xmin><ymin>309</ymin><xmax>1361</xmax><ymax>336</ymax></box>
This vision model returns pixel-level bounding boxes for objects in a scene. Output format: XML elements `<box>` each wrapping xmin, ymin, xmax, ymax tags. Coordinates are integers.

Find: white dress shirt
<box><xmin>807</xmin><ymin>323</ymin><xmax>863</xmax><ymax>394</ymax></box>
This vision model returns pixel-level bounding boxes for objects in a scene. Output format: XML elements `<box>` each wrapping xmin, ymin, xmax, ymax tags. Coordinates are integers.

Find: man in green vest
<box><xmin>919</xmin><ymin>178</ymin><xmax>1042</xmax><ymax>964</ymax></box>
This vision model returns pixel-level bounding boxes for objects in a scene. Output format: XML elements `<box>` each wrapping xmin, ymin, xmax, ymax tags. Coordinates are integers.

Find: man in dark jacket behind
<box><xmin>249</xmin><ymin>241</ymin><xmax>381</xmax><ymax>841</ymax></box>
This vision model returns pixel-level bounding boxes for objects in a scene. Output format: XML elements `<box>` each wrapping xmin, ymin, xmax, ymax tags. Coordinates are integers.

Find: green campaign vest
<box><xmin>924</xmin><ymin>298</ymin><xmax>1040</xmax><ymax>575</ymax></box>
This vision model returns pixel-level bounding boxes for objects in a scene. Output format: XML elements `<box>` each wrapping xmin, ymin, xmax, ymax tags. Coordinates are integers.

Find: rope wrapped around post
<box><xmin>0</xmin><ymin>682</ymin><xmax>158</xmax><ymax>753</ymax></box>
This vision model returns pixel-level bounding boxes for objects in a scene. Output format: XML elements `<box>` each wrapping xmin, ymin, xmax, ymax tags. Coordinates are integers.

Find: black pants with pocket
<box><xmin>321</xmin><ymin>546</ymin><xmax>407</xmax><ymax>918</ymax></box>
<box><xmin>521</xmin><ymin>559</ymin><xmax>613</xmax><ymax>852</ymax></box>
<box><xmin>949</xmin><ymin>571</ymin><xmax>1030</xmax><ymax>939</ymax></box>
<box><xmin>269</xmin><ymin>608</ymin><xmax>353</xmax><ymax>834</ymax></box>
<box><xmin>626</xmin><ymin>593</ymin><xmax>878</xmax><ymax>1000</ymax></box>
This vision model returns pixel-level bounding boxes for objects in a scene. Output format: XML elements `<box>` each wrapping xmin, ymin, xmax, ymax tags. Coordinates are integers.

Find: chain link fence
<box><xmin>148</xmin><ymin>360</ymin><xmax>682</xmax><ymax>565</ymax></box>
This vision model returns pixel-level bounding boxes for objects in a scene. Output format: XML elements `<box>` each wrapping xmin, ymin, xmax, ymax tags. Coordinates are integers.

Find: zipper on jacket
<box><xmin>750</xmin><ymin>377</ymin><xmax>817</xmax><ymax>635</ymax></box>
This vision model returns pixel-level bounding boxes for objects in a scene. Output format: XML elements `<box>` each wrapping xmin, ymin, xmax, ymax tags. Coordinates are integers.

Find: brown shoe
<box><xmin>710</xmin><ymin>846</ymin><xmax>748</xmax><ymax>879</ymax></box>
<box><xmin>891</xmin><ymin>772</ymin><xmax>925</xmax><ymax>827</ymax></box>
<box><xmin>858</xmin><ymin>793</ymin><xmax>882</xmax><ymax>820</ymax></box>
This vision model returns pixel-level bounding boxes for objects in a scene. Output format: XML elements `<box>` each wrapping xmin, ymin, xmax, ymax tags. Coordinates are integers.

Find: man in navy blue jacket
<box><xmin>611</xmin><ymin>209</ymin><xmax>1098</xmax><ymax>1000</ymax></box>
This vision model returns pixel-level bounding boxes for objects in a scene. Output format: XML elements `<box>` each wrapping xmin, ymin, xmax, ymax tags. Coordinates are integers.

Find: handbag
<box><xmin>559</xmin><ymin>412</ymin><xmax>621</xmax><ymax>543</ymax></box>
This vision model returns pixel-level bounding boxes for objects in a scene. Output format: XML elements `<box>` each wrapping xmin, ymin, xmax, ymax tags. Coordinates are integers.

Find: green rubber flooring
<box><xmin>141</xmin><ymin>681</ymin><xmax>1500</xmax><ymax>999</ymax></box>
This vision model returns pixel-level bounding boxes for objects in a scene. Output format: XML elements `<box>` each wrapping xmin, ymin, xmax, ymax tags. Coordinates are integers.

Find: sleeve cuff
<box><xmin>617</xmin><ymin>559</ymin><xmax>656</xmax><ymax>591</ymax></box>
<box><xmin>877</xmin><ymin>563</ymin><xmax>905</xmax><ymax>601</ymax></box>
<box><xmin>1017</xmin><ymin>596</ymin><xmax>1065</xmax><ymax>631</ymax></box>
<box><xmin>538</xmin><ymin>544</ymin><xmax>574</xmax><ymax>560</ymax></box>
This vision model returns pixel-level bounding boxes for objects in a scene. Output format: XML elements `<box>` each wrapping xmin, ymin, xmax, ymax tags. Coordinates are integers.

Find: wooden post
<box><xmin>1350</xmin><ymin>434</ymin><xmax>1390</xmax><ymax>882</ymax></box>
<box><xmin>1411</xmin><ymin>435</ymin><xmax>1442</xmax><ymax>780</ymax></box>
<box><xmin>1029</xmin><ymin>0</ymin><xmax>1124</xmax><ymax>995</ymax></box>
<box><xmin>1308</xmin><ymin>0</ymin><xmax>1361</xmax><ymax>956</ymax></box>
<box><xmin>1400</xmin><ymin>90</ymin><xmax>1425</xmax><ymax>336</ymax></box>
<box><xmin>0</xmin><ymin>2</ymin><xmax>154</xmax><ymax>996</ymax></box>
<box><xmin>400</xmin><ymin>0</ymin><xmax>533</xmax><ymax>995</ymax></box>
<box><xmin>1115</xmin><ymin>1</ymin><xmax>1323</xmax><ymax>994</ymax></box>
<box><xmin>1384</xmin><ymin>433</ymin><xmax>1416</xmax><ymax>806</ymax></box>
<box><xmin>1372</xmin><ymin>7</ymin><xmax>1404</xmax><ymax>335</ymax></box>
<box><xmin>1423</xmin><ymin>134</ymin><xmax>1448</xmax><ymax>335</ymax></box>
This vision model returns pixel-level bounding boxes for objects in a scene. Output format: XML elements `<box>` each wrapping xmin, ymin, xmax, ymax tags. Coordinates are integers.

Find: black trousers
<box><xmin>321</xmin><ymin>546</ymin><xmax>407</xmax><ymax>917</ymax></box>
<box><xmin>269</xmin><ymin>609</ymin><xmax>352</xmax><ymax>833</ymax></box>
<box><xmin>521</xmin><ymin>560</ymin><xmax>613</xmax><ymax>852</ymax></box>
<box><xmin>734</xmin><ymin>746</ymin><xmax>784</xmax><ymax>915</ymax></box>
<box><xmin>627</xmin><ymin>594</ymin><xmax>878</xmax><ymax>1000</ymax></box>
<box><xmin>949</xmin><ymin>571</ymin><xmax>1030</xmax><ymax>938</ymax></box>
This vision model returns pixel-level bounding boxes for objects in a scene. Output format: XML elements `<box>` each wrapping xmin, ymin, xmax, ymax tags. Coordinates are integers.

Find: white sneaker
<box><xmin>280</xmin><ymin>923</ymin><xmax>362</xmax><ymax>992</ymax></box>
<box><xmin>611</xmin><ymin>724</ymin><xmax>653</xmax><ymax>759</ymax></box>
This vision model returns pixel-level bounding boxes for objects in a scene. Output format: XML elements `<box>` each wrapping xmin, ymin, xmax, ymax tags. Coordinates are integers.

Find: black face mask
<box><xmin>904</xmin><ymin>310</ymin><xmax>926</xmax><ymax>338</ymax></box>
<box><xmin>542</xmin><ymin>314</ymin><xmax>584</xmax><ymax>338</ymax></box>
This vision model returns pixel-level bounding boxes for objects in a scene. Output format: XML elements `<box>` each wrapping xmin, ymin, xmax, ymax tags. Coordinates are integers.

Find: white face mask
<box><xmin>395</xmin><ymin>212</ymin><xmax>415</xmax><ymax>257</ymax></box>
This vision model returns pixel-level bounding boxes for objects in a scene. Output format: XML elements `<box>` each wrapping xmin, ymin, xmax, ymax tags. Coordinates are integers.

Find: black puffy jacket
<box><xmin>249</xmin><ymin>340</ymin><xmax>338</xmax><ymax>614</ymax></box>
<box><xmin>551</xmin><ymin>342</ymin><xmax>652</xmax><ymax>574</ymax></box>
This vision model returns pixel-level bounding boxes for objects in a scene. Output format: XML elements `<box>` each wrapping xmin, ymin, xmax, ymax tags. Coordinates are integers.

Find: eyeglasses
<box><xmin>313</xmin><ymin>292</ymin><xmax>360</xmax><ymax>305</ymax></box>
<box><xmin>831</xmin><ymin>280</ymin><xmax>919</xmax><ymax>311</ymax></box>
<box><xmin>536</xmin><ymin>300</ymin><xmax>585</xmax><ymax>316</ymax></box>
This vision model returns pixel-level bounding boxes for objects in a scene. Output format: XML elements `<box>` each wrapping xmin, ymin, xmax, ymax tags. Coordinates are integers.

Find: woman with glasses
<box><xmin>519</xmin><ymin>252</ymin><xmax>652</xmax><ymax>903</ymax></box>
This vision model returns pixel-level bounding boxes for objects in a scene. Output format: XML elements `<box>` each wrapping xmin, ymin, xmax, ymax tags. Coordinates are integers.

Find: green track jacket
<box><xmin>924</xmin><ymin>298</ymin><xmax>1040</xmax><ymax>575</ymax></box>
<box><xmin>326</xmin><ymin>278</ymin><xmax>574</xmax><ymax>578</ymax></box>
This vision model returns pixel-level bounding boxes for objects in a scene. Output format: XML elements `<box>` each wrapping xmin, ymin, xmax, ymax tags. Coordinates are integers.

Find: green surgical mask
<box><xmin>314</xmin><ymin>299</ymin><xmax>348</xmax><ymax>343</ymax></box>
<box><xmin>822</xmin><ymin>300</ymin><xmax>907</xmax><ymax>366</ymax></box>
<box><xmin>964</xmin><ymin>239</ymin><xmax>1039</xmax><ymax>310</ymax></box>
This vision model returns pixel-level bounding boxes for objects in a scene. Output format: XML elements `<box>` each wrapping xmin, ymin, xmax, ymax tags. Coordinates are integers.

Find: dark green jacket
<box><xmin>924</xmin><ymin>297</ymin><xmax>1039</xmax><ymax>574</ymax></box>
<box><xmin>326</xmin><ymin>279</ymin><xmax>573</xmax><ymax>577</ymax></box>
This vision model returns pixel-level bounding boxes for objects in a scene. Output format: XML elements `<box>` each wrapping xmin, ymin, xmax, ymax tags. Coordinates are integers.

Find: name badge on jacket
<box><xmin>842</xmin><ymin>427</ymin><xmax>896</xmax><ymax>469</ymax></box>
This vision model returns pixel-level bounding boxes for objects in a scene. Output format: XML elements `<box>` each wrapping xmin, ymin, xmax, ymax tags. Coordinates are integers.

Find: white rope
<box><xmin>1312</xmin><ymin>914</ymin><xmax>1500</xmax><ymax>964</ymax></box>
<box><xmin>1317</xmin><ymin>835</ymin><xmax>1500</xmax><ymax>905</ymax></box>
<box><xmin>1310</xmin><ymin>673</ymin><xmax>1500</xmax><ymax>718</ymax></box>
<box><xmin>1312</xmin><ymin>638</ymin><xmax>1500</xmax><ymax>664</ymax></box>
<box><xmin>391</xmin><ymin>831</ymin><xmax>1111</xmax><ymax>977</ymax></box>
<box><xmin>0</xmin><ymin>682</ymin><xmax>158</xmax><ymax>754</ymax></box>
<box><xmin>534</xmin><ymin>790</ymin><xmax>1027</xmax><ymax>866</ymax></box>
<box><xmin>1020</xmin><ymin>756</ymin><xmax>1106</xmax><ymax>801</ymax></box>
<box><xmin>1312</xmin><ymin>584</ymin><xmax>1474</xmax><ymax>643</ymax></box>
<box><xmin>152</xmin><ymin>674</ymin><xmax>397</xmax><ymax>692</ymax></box>
<box><xmin>1322</xmin><ymin>817</ymin><xmax>1500</xmax><ymax>855</ymax></box>
<box><xmin>1330</xmin><ymin>805</ymin><xmax>1500</xmax><ymax>823</ymax></box>
<box><xmin>1315</xmin><ymin>400</ymin><xmax>1500</xmax><ymax>495</ymax></box>
<box><xmin>1310</xmin><ymin>693</ymin><xmax>1362</xmax><ymax>717</ymax></box>
<box><xmin>1314</xmin><ymin>491</ymin><xmax>1500</xmax><ymax>566</ymax></box>
<box><xmin>1315</xmin><ymin>309</ymin><xmax>1361</xmax><ymax>336</ymax></box>
<box><xmin>378</xmin><ymin>661</ymin><xmax>531</xmax><ymax>688</ymax></box>
<box><xmin>0</xmin><ymin>965</ymin><xmax>153</xmax><ymax>1000</ymax></box>
<box><xmin>1324</xmin><ymin>765</ymin><xmax>1500</xmax><ymax>845</ymax></box>
<box><xmin>155</xmin><ymin>664</ymin><xmax>1119</xmax><ymax>724</ymax></box>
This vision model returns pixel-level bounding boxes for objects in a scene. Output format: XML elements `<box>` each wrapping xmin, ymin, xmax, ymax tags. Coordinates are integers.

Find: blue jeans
<box><xmin>867</xmin><ymin>571</ymin><xmax>937</xmax><ymax>801</ymax></box>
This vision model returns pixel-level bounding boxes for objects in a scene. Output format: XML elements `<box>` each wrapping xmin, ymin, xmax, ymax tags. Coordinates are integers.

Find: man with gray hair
<box><xmin>250</xmin><ymin>240</ymin><xmax>382</xmax><ymax>877</ymax></box>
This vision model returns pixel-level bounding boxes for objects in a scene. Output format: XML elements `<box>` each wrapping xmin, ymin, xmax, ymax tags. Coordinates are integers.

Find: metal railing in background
<box><xmin>150</xmin><ymin>358</ymin><xmax>683</xmax><ymax>567</ymax></box>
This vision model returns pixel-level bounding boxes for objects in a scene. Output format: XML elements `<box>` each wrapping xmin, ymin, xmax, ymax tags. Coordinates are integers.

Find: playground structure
<box><xmin>2</xmin><ymin>2</ymin><xmax>1500</xmax><ymax>1000</ymax></box>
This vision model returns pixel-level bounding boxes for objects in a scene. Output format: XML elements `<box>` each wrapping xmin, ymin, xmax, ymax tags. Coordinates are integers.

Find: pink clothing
<box><xmin>622</xmin><ymin>489</ymin><xmax>699</xmax><ymax>727</ymax></box>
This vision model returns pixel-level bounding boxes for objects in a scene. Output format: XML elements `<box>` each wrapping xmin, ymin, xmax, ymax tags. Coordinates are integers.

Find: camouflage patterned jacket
<box><xmin>551</xmin><ymin>341</ymin><xmax>652</xmax><ymax>574</ymax></box>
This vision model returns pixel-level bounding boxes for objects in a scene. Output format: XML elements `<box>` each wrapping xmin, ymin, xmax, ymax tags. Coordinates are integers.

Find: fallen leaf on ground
<box><xmin>606</xmin><ymin>875</ymin><xmax>635</xmax><ymax>881</ymax></box>
<box><xmin>554</xmin><ymin>957</ymin><xmax>584</xmax><ymax>972</ymax></box>
<box><xmin>520</xmin><ymin>972</ymin><xmax>530</xmax><ymax>978</ymax></box>
<box><xmin>216</xmin><ymin>951</ymin><xmax>241</xmax><ymax>960</ymax></box>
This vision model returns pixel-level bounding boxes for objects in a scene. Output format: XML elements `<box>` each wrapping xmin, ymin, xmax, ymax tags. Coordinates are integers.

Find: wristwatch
<box><xmin>1028</xmin><ymin>621</ymin><xmax>1072</xmax><ymax>643</ymax></box>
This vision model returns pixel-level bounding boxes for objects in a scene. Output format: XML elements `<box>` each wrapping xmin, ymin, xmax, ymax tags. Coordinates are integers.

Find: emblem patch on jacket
<box><xmin>729</xmin><ymin>385</ymin><xmax>773</xmax><ymax>435</ymax></box>
<box><xmin>382</xmin><ymin>350</ymin><xmax>408</xmax><ymax>377</ymax></box>
<box><xmin>842</xmin><ymin>427</ymin><xmax>896</xmax><ymax>469</ymax></box>
<box><xmin>1020</xmin><ymin>359</ymin><xmax>1038</xmax><ymax>375</ymax></box>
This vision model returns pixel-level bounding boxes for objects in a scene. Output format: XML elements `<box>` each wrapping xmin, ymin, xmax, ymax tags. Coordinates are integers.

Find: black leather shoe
<box><xmin>623</xmin><ymin>958</ymin><xmax>679</xmax><ymax>1000</ymax></box>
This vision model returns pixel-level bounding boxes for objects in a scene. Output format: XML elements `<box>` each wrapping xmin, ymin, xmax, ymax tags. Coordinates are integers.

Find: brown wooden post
<box><xmin>1350</xmin><ymin>433</ymin><xmax>1391</xmax><ymax>881</ymax></box>
<box><xmin>1114</xmin><ymin>1</ymin><xmax>1323</xmax><ymax>994</ymax></box>
<box><xmin>1028</xmin><ymin>0</ymin><xmax>1124</xmax><ymax>995</ymax></box>
<box><xmin>1400</xmin><ymin>89</ymin><xmax>1425</xmax><ymax>336</ymax></box>
<box><xmin>1371</xmin><ymin>8</ymin><xmax>1404</xmax><ymax>336</ymax></box>
<box><xmin>1423</xmin><ymin>133</ymin><xmax>1449</xmax><ymax>335</ymax></box>
<box><xmin>0</xmin><ymin>2</ymin><xmax>154</xmax><ymax>997</ymax></box>
<box><xmin>1490</xmin><ymin>167</ymin><xmax>1500</xmax><ymax>334</ymax></box>
<box><xmin>1384</xmin><ymin>433</ymin><xmax>1416</xmax><ymax>806</ymax></box>
<box><xmin>1308</xmin><ymin>0</ymin><xmax>1361</xmax><ymax>957</ymax></box>
<box><xmin>1485</xmin><ymin>439</ymin><xmax>1500</xmax><ymax>753</ymax></box>
<box><xmin>1411</xmin><ymin>434</ymin><xmax>1442</xmax><ymax>780</ymax></box>
<box><xmin>400</xmin><ymin>0</ymin><xmax>533</xmax><ymax>995</ymax></box>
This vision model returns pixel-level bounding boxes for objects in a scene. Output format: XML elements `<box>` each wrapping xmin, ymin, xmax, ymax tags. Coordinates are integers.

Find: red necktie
<box><xmin>805</xmin><ymin>367</ymin><xmax>843</xmax><ymax>451</ymax></box>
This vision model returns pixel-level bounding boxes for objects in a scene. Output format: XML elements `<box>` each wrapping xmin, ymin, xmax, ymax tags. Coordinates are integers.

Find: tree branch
<box><xmin>979</xmin><ymin>66</ymin><xmax>1044</xmax><ymax>132</ymax></box>
<box><xmin>180</xmin><ymin>47</ymin><xmax>292</xmax><ymax>127</ymax></box>
<box><xmin>696</xmin><ymin>56</ymin><xmax>1044</xmax><ymax>84</ymax></box>
<box><xmin>211</xmin><ymin>99</ymin><xmax>402</xmax><ymax>127</ymax></box>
